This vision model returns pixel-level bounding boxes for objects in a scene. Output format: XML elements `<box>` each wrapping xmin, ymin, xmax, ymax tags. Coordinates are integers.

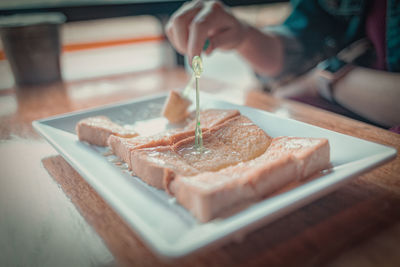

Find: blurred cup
<box><xmin>0</xmin><ymin>13</ymin><xmax>66</xmax><ymax>87</ymax></box>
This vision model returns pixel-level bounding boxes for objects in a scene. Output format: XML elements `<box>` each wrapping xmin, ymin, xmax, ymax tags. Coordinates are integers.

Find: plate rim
<box><xmin>32</xmin><ymin>93</ymin><xmax>397</xmax><ymax>258</ymax></box>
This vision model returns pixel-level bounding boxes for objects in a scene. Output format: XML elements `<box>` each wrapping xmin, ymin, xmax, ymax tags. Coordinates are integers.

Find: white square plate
<box><xmin>33</xmin><ymin>92</ymin><xmax>396</xmax><ymax>258</ymax></box>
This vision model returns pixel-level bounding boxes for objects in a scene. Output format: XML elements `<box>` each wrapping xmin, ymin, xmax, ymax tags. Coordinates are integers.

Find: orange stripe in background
<box><xmin>0</xmin><ymin>35</ymin><xmax>166</xmax><ymax>61</ymax></box>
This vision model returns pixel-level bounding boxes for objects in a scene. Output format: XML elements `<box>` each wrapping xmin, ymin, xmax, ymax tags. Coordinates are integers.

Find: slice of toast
<box><xmin>169</xmin><ymin>137</ymin><xmax>330</xmax><ymax>222</ymax></box>
<box><xmin>108</xmin><ymin>109</ymin><xmax>240</xmax><ymax>169</ymax></box>
<box><xmin>131</xmin><ymin>146</ymin><xmax>200</xmax><ymax>189</ymax></box>
<box><xmin>162</xmin><ymin>90</ymin><xmax>192</xmax><ymax>123</ymax></box>
<box><xmin>76</xmin><ymin>116</ymin><xmax>138</xmax><ymax>146</ymax></box>
<box><xmin>172</xmin><ymin>115</ymin><xmax>271</xmax><ymax>172</ymax></box>
<box><xmin>267</xmin><ymin>136</ymin><xmax>330</xmax><ymax>179</ymax></box>
<box><xmin>108</xmin><ymin>129</ymin><xmax>194</xmax><ymax>169</ymax></box>
<box><xmin>183</xmin><ymin>109</ymin><xmax>240</xmax><ymax>131</ymax></box>
<box><xmin>130</xmin><ymin>115</ymin><xmax>272</xmax><ymax>190</ymax></box>
<box><xmin>161</xmin><ymin>90</ymin><xmax>242</xmax><ymax>125</ymax></box>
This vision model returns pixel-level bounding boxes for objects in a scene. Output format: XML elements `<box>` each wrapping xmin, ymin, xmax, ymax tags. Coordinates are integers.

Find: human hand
<box><xmin>165</xmin><ymin>0</ymin><xmax>249</xmax><ymax>62</ymax></box>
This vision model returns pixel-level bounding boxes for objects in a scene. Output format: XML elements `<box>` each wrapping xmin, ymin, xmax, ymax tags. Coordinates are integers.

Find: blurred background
<box><xmin>0</xmin><ymin>0</ymin><xmax>290</xmax><ymax>90</ymax></box>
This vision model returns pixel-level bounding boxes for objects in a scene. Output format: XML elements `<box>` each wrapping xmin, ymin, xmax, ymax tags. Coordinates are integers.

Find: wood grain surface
<box><xmin>1</xmin><ymin>67</ymin><xmax>399</xmax><ymax>266</ymax></box>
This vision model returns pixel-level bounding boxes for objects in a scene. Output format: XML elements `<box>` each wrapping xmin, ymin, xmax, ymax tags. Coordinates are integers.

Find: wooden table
<box><xmin>1</xmin><ymin>67</ymin><xmax>399</xmax><ymax>267</ymax></box>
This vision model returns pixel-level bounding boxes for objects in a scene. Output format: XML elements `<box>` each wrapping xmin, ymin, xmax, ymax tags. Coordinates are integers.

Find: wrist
<box><xmin>237</xmin><ymin>26</ymin><xmax>283</xmax><ymax>76</ymax></box>
<box><xmin>317</xmin><ymin>57</ymin><xmax>354</xmax><ymax>103</ymax></box>
<box><xmin>235</xmin><ymin>23</ymin><xmax>255</xmax><ymax>53</ymax></box>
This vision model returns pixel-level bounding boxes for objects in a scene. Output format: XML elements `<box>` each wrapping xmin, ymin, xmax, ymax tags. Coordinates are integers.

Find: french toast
<box><xmin>183</xmin><ymin>109</ymin><xmax>240</xmax><ymax>131</ymax></box>
<box><xmin>169</xmin><ymin>137</ymin><xmax>330</xmax><ymax>222</ymax></box>
<box><xmin>76</xmin><ymin>116</ymin><xmax>138</xmax><ymax>146</ymax></box>
<box><xmin>108</xmin><ymin>109</ymin><xmax>240</xmax><ymax>169</ymax></box>
<box><xmin>161</xmin><ymin>90</ymin><xmax>192</xmax><ymax>123</ymax></box>
<box><xmin>172</xmin><ymin>115</ymin><xmax>271</xmax><ymax>172</ymax></box>
<box><xmin>75</xmin><ymin>108</ymin><xmax>330</xmax><ymax>223</ymax></box>
<box><xmin>130</xmin><ymin>115</ymin><xmax>272</xmax><ymax>190</ymax></box>
<box><xmin>108</xmin><ymin>129</ymin><xmax>194</xmax><ymax>169</ymax></box>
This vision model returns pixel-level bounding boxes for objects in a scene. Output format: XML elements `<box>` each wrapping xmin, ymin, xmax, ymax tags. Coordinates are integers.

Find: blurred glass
<box><xmin>0</xmin><ymin>13</ymin><xmax>66</xmax><ymax>87</ymax></box>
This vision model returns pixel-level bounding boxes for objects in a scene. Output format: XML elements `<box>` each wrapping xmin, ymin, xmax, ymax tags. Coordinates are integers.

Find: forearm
<box><xmin>236</xmin><ymin>25</ymin><xmax>284</xmax><ymax>77</ymax></box>
<box><xmin>333</xmin><ymin>67</ymin><xmax>400</xmax><ymax>127</ymax></box>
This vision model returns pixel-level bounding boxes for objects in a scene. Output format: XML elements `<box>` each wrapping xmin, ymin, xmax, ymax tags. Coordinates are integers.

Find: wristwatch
<box><xmin>317</xmin><ymin>57</ymin><xmax>354</xmax><ymax>103</ymax></box>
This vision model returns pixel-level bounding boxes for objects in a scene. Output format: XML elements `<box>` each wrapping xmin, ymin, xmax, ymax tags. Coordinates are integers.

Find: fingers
<box><xmin>165</xmin><ymin>0</ymin><xmax>203</xmax><ymax>54</ymax></box>
<box><xmin>166</xmin><ymin>0</ymin><xmax>245</xmax><ymax>62</ymax></box>
<box><xmin>187</xmin><ymin>1</ymin><xmax>228</xmax><ymax>61</ymax></box>
<box><xmin>170</xmin><ymin>18</ymin><xmax>189</xmax><ymax>54</ymax></box>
